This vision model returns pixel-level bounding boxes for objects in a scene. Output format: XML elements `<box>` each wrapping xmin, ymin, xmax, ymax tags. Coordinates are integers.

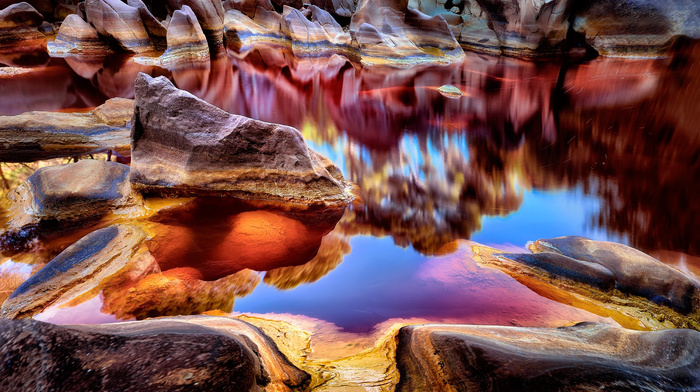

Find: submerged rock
<box><xmin>0</xmin><ymin>317</ymin><xmax>298</xmax><ymax>391</ymax></box>
<box><xmin>1</xmin><ymin>224</ymin><xmax>155</xmax><ymax>319</ymax></box>
<box><xmin>396</xmin><ymin>323</ymin><xmax>700</xmax><ymax>391</ymax></box>
<box><xmin>0</xmin><ymin>97</ymin><xmax>132</xmax><ymax>161</ymax></box>
<box><xmin>85</xmin><ymin>0</ymin><xmax>155</xmax><ymax>53</ymax></box>
<box><xmin>159</xmin><ymin>5</ymin><xmax>209</xmax><ymax>64</ymax></box>
<box><xmin>48</xmin><ymin>13</ymin><xmax>111</xmax><ymax>55</ymax></box>
<box><xmin>130</xmin><ymin>73</ymin><xmax>354</xmax><ymax>207</ymax></box>
<box><xmin>437</xmin><ymin>84</ymin><xmax>462</xmax><ymax>98</ymax></box>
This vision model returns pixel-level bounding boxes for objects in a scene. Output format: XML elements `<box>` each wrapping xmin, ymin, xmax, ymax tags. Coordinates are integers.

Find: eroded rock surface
<box><xmin>0</xmin><ymin>2</ymin><xmax>45</xmax><ymax>50</ymax></box>
<box><xmin>159</xmin><ymin>4</ymin><xmax>209</xmax><ymax>64</ymax></box>
<box><xmin>48</xmin><ymin>13</ymin><xmax>111</xmax><ymax>55</ymax></box>
<box><xmin>0</xmin><ymin>97</ymin><xmax>132</xmax><ymax>161</ymax></box>
<box><xmin>85</xmin><ymin>0</ymin><xmax>154</xmax><ymax>53</ymax></box>
<box><xmin>130</xmin><ymin>73</ymin><xmax>354</xmax><ymax>207</ymax></box>
<box><xmin>1</xmin><ymin>224</ymin><xmax>155</xmax><ymax>319</ymax></box>
<box><xmin>397</xmin><ymin>323</ymin><xmax>700</xmax><ymax>391</ymax></box>
<box><xmin>167</xmin><ymin>0</ymin><xmax>225</xmax><ymax>50</ymax></box>
<box><xmin>0</xmin><ymin>317</ymin><xmax>290</xmax><ymax>391</ymax></box>
<box><xmin>127</xmin><ymin>0</ymin><xmax>168</xmax><ymax>49</ymax></box>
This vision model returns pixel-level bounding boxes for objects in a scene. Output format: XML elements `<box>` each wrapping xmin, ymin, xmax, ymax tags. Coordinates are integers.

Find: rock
<box><xmin>48</xmin><ymin>13</ymin><xmax>111</xmax><ymax>55</ymax></box>
<box><xmin>223</xmin><ymin>0</ymin><xmax>274</xmax><ymax>19</ymax></box>
<box><xmin>397</xmin><ymin>323</ymin><xmax>700</xmax><ymax>391</ymax></box>
<box><xmin>572</xmin><ymin>0</ymin><xmax>700</xmax><ymax>56</ymax></box>
<box><xmin>166</xmin><ymin>0</ymin><xmax>225</xmax><ymax>50</ymax></box>
<box><xmin>0</xmin><ymin>317</ymin><xmax>301</xmax><ymax>391</ymax></box>
<box><xmin>0</xmin><ymin>159</ymin><xmax>141</xmax><ymax>252</ymax></box>
<box><xmin>0</xmin><ymin>97</ymin><xmax>133</xmax><ymax>161</ymax></box>
<box><xmin>0</xmin><ymin>2</ymin><xmax>45</xmax><ymax>51</ymax></box>
<box><xmin>310</xmin><ymin>0</ymin><xmax>355</xmax><ymax>19</ymax></box>
<box><xmin>85</xmin><ymin>0</ymin><xmax>154</xmax><ymax>53</ymax></box>
<box><xmin>127</xmin><ymin>0</ymin><xmax>168</xmax><ymax>49</ymax></box>
<box><xmin>280</xmin><ymin>6</ymin><xmax>351</xmax><ymax>56</ymax></box>
<box><xmin>130</xmin><ymin>73</ymin><xmax>354</xmax><ymax>207</ymax></box>
<box><xmin>223</xmin><ymin>8</ymin><xmax>284</xmax><ymax>52</ymax></box>
<box><xmin>529</xmin><ymin>236</ymin><xmax>700</xmax><ymax>314</ymax></box>
<box><xmin>271</xmin><ymin>0</ymin><xmax>302</xmax><ymax>12</ymax></box>
<box><xmin>159</xmin><ymin>5</ymin><xmax>209</xmax><ymax>64</ymax></box>
<box><xmin>437</xmin><ymin>84</ymin><xmax>462</xmax><ymax>98</ymax></box>
<box><xmin>1</xmin><ymin>224</ymin><xmax>155</xmax><ymax>319</ymax></box>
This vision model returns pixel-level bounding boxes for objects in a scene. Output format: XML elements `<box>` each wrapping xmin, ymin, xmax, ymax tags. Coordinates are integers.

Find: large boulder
<box><xmin>85</xmin><ymin>0</ymin><xmax>154</xmax><ymax>53</ymax></box>
<box><xmin>0</xmin><ymin>159</ymin><xmax>141</xmax><ymax>252</ymax></box>
<box><xmin>0</xmin><ymin>316</ymin><xmax>309</xmax><ymax>391</ymax></box>
<box><xmin>48</xmin><ymin>13</ymin><xmax>111</xmax><ymax>55</ymax></box>
<box><xmin>130</xmin><ymin>73</ymin><xmax>354</xmax><ymax>207</ymax></box>
<box><xmin>1</xmin><ymin>224</ymin><xmax>155</xmax><ymax>319</ymax></box>
<box><xmin>0</xmin><ymin>2</ymin><xmax>45</xmax><ymax>50</ymax></box>
<box><xmin>397</xmin><ymin>323</ymin><xmax>700</xmax><ymax>391</ymax></box>
<box><xmin>159</xmin><ymin>5</ymin><xmax>209</xmax><ymax>64</ymax></box>
<box><xmin>0</xmin><ymin>97</ymin><xmax>132</xmax><ymax>161</ymax></box>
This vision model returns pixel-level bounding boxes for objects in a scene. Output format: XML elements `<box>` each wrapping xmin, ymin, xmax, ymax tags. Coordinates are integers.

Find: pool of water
<box><xmin>2</xmin><ymin>42</ymin><xmax>699</xmax><ymax>331</ymax></box>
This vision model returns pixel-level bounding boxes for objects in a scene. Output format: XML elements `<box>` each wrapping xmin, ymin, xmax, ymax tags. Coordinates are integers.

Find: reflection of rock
<box><xmin>130</xmin><ymin>73</ymin><xmax>354</xmax><ymax>207</ymax></box>
<box><xmin>0</xmin><ymin>317</ymin><xmax>304</xmax><ymax>391</ymax></box>
<box><xmin>158</xmin><ymin>5</ymin><xmax>209</xmax><ymax>65</ymax></box>
<box><xmin>102</xmin><ymin>268</ymin><xmax>260</xmax><ymax>319</ymax></box>
<box><xmin>85</xmin><ymin>0</ymin><xmax>154</xmax><ymax>53</ymax></box>
<box><xmin>147</xmin><ymin>198</ymin><xmax>344</xmax><ymax>279</ymax></box>
<box><xmin>0</xmin><ymin>97</ymin><xmax>132</xmax><ymax>161</ymax></box>
<box><xmin>1</xmin><ymin>224</ymin><xmax>156</xmax><ymax>319</ymax></box>
<box><xmin>529</xmin><ymin>237</ymin><xmax>700</xmax><ymax>314</ymax></box>
<box><xmin>48</xmin><ymin>13</ymin><xmax>111</xmax><ymax>55</ymax></box>
<box><xmin>473</xmin><ymin>238</ymin><xmax>700</xmax><ymax>330</ymax></box>
<box><xmin>397</xmin><ymin>322</ymin><xmax>700</xmax><ymax>391</ymax></box>
<box><xmin>0</xmin><ymin>159</ymin><xmax>140</xmax><ymax>252</ymax></box>
<box><xmin>264</xmin><ymin>230</ymin><xmax>350</xmax><ymax>289</ymax></box>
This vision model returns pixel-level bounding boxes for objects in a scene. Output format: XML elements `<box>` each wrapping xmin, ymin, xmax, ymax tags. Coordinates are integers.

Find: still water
<box><xmin>1</xmin><ymin>41</ymin><xmax>698</xmax><ymax>332</ymax></box>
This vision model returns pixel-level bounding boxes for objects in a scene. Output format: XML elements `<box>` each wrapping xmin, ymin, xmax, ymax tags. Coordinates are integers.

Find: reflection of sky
<box><xmin>472</xmin><ymin>188</ymin><xmax>627</xmax><ymax>248</ymax></box>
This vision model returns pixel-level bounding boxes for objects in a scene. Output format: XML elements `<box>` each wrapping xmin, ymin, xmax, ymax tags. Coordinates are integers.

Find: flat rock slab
<box><xmin>1</xmin><ymin>224</ymin><xmax>155</xmax><ymax>319</ymax></box>
<box><xmin>0</xmin><ymin>318</ymin><xmax>277</xmax><ymax>391</ymax></box>
<box><xmin>130</xmin><ymin>73</ymin><xmax>354</xmax><ymax>207</ymax></box>
<box><xmin>0</xmin><ymin>97</ymin><xmax>132</xmax><ymax>162</ymax></box>
<box><xmin>397</xmin><ymin>322</ymin><xmax>700</xmax><ymax>391</ymax></box>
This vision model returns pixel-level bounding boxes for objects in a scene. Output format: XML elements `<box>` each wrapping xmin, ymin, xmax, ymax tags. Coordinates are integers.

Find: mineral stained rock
<box><xmin>130</xmin><ymin>73</ymin><xmax>354</xmax><ymax>207</ymax></box>
<box><xmin>396</xmin><ymin>322</ymin><xmax>700</xmax><ymax>391</ymax></box>
<box><xmin>0</xmin><ymin>317</ymin><xmax>299</xmax><ymax>391</ymax></box>
<box><xmin>127</xmin><ymin>0</ymin><xmax>168</xmax><ymax>49</ymax></box>
<box><xmin>473</xmin><ymin>237</ymin><xmax>700</xmax><ymax>330</ymax></box>
<box><xmin>85</xmin><ymin>0</ymin><xmax>155</xmax><ymax>53</ymax></box>
<box><xmin>1</xmin><ymin>224</ymin><xmax>156</xmax><ymax>319</ymax></box>
<box><xmin>0</xmin><ymin>97</ymin><xmax>132</xmax><ymax>161</ymax></box>
<box><xmin>0</xmin><ymin>2</ymin><xmax>45</xmax><ymax>50</ymax></box>
<box><xmin>0</xmin><ymin>159</ymin><xmax>141</xmax><ymax>252</ymax></box>
<box><xmin>159</xmin><ymin>5</ymin><xmax>209</xmax><ymax>64</ymax></box>
<box><xmin>48</xmin><ymin>13</ymin><xmax>111</xmax><ymax>55</ymax></box>
<box><xmin>167</xmin><ymin>0</ymin><xmax>225</xmax><ymax>50</ymax></box>
<box><xmin>280</xmin><ymin>5</ymin><xmax>351</xmax><ymax>56</ymax></box>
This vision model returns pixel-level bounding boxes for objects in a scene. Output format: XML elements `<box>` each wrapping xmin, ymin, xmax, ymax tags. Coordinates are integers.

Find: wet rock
<box><xmin>1</xmin><ymin>224</ymin><xmax>155</xmax><ymax>319</ymax></box>
<box><xmin>167</xmin><ymin>0</ymin><xmax>225</xmax><ymax>50</ymax></box>
<box><xmin>127</xmin><ymin>0</ymin><xmax>168</xmax><ymax>49</ymax></box>
<box><xmin>281</xmin><ymin>6</ymin><xmax>351</xmax><ymax>56</ymax></box>
<box><xmin>0</xmin><ymin>2</ymin><xmax>45</xmax><ymax>50</ymax></box>
<box><xmin>572</xmin><ymin>0</ymin><xmax>700</xmax><ymax>56</ymax></box>
<box><xmin>397</xmin><ymin>322</ymin><xmax>700</xmax><ymax>391</ymax></box>
<box><xmin>0</xmin><ymin>97</ymin><xmax>133</xmax><ymax>161</ymax></box>
<box><xmin>529</xmin><ymin>236</ymin><xmax>700</xmax><ymax>314</ymax></box>
<box><xmin>48</xmin><ymin>13</ymin><xmax>111</xmax><ymax>55</ymax></box>
<box><xmin>85</xmin><ymin>0</ymin><xmax>154</xmax><ymax>53</ymax></box>
<box><xmin>437</xmin><ymin>84</ymin><xmax>462</xmax><ymax>98</ymax></box>
<box><xmin>0</xmin><ymin>317</ymin><xmax>281</xmax><ymax>391</ymax></box>
<box><xmin>159</xmin><ymin>5</ymin><xmax>209</xmax><ymax>64</ymax></box>
<box><xmin>223</xmin><ymin>7</ymin><xmax>284</xmax><ymax>51</ymax></box>
<box><xmin>130</xmin><ymin>73</ymin><xmax>354</xmax><ymax>207</ymax></box>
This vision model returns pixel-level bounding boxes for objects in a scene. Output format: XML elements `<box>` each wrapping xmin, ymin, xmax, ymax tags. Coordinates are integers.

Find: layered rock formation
<box><xmin>127</xmin><ymin>0</ymin><xmax>167</xmax><ymax>49</ymax></box>
<box><xmin>130</xmin><ymin>73</ymin><xmax>354</xmax><ymax>207</ymax></box>
<box><xmin>1</xmin><ymin>224</ymin><xmax>155</xmax><ymax>319</ymax></box>
<box><xmin>85</xmin><ymin>0</ymin><xmax>154</xmax><ymax>53</ymax></box>
<box><xmin>0</xmin><ymin>159</ymin><xmax>141</xmax><ymax>252</ymax></box>
<box><xmin>158</xmin><ymin>5</ymin><xmax>209</xmax><ymax>64</ymax></box>
<box><xmin>0</xmin><ymin>317</ymin><xmax>309</xmax><ymax>391</ymax></box>
<box><xmin>167</xmin><ymin>0</ymin><xmax>225</xmax><ymax>50</ymax></box>
<box><xmin>473</xmin><ymin>237</ymin><xmax>700</xmax><ymax>330</ymax></box>
<box><xmin>396</xmin><ymin>322</ymin><xmax>700</xmax><ymax>391</ymax></box>
<box><xmin>48</xmin><ymin>13</ymin><xmax>111</xmax><ymax>55</ymax></box>
<box><xmin>0</xmin><ymin>2</ymin><xmax>45</xmax><ymax>51</ymax></box>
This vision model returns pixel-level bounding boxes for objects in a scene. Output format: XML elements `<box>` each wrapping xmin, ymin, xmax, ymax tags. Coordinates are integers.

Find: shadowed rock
<box><xmin>130</xmin><ymin>73</ymin><xmax>354</xmax><ymax>207</ymax></box>
<box><xmin>48</xmin><ymin>13</ymin><xmax>111</xmax><ymax>55</ymax></box>
<box><xmin>159</xmin><ymin>5</ymin><xmax>209</xmax><ymax>64</ymax></box>
<box><xmin>0</xmin><ymin>97</ymin><xmax>133</xmax><ymax>161</ymax></box>
<box><xmin>127</xmin><ymin>0</ymin><xmax>168</xmax><ymax>49</ymax></box>
<box><xmin>167</xmin><ymin>0</ymin><xmax>225</xmax><ymax>50</ymax></box>
<box><xmin>530</xmin><ymin>236</ymin><xmax>700</xmax><ymax>314</ymax></box>
<box><xmin>85</xmin><ymin>0</ymin><xmax>154</xmax><ymax>53</ymax></box>
<box><xmin>310</xmin><ymin>0</ymin><xmax>355</xmax><ymax>18</ymax></box>
<box><xmin>1</xmin><ymin>224</ymin><xmax>155</xmax><ymax>319</ymax></box>
<box><xmin>0</xmin><ymin>2</ymin><xmax>45</xmax><ymax>50</ymax></box>
<box><xmin>397</xmin><ymin>323</ymin><xmax>700</xmax><ymax>391</ymax></box>
<box><xmin>0</xmin><ymin>317</ymin><xmax>293</xmax><ymax>391</ymax></box>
